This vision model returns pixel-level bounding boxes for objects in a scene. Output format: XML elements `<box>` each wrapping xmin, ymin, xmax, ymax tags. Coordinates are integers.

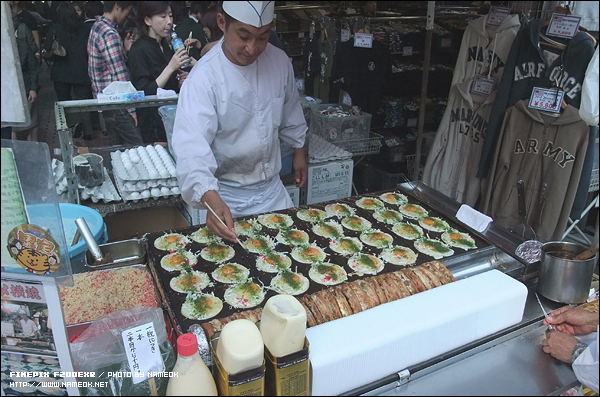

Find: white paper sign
<box><xmin>295</xmin><ymin>78</ymin><xmax>304</xmax><ymax>91</ymax></box>
<box><xmin>122</xmin><ymin>322</ymin><xmax>164</xmax><ymax>384</ymax></box>
<box><xmin>403</xmin><ymin>46</ymin><xmax>413</xmax><ymax>56</ymax></box>
<box><xmin>547</xmin><ymin>13</ymin><xmax>581</xmax><ymax>39</ymax></box>
<box><xmin>486</xmin><ymin>7</ymin><xmax>511</xmax><ymax>26</ymax></box>
<box><xmin>471</xmin><ymin>75</ymin><xmax>496</xmax><ymax>96</ymax></box>
<box><xmin>341</xmin><ymin>29</ymin><xmax>350</xmax><ymax>42</ymax></box>
<box><xmin>354</xmin><ymin>33</ymin><xmax>373</xmax><ymax>48</ymax></box>
<box><xmin>342</xmin><ymin>91</ymin><xmax>352</xmax><ymax>107</ymax></box>
<box><xmin>528</xmin><ymin>87</ymin><xmax>565</xmax><ymax>113</ymax></box>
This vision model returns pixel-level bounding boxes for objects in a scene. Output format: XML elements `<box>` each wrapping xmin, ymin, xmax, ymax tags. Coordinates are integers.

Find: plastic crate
<box><xmin>310</xmin><ymin>104</ymin><xmax>372</xmax><ymax>146</ymax></box>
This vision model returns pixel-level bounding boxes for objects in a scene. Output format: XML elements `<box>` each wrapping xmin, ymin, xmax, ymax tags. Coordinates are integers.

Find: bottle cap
<box><xmin>177</xmin><ymin>333</ymin><xmax>198</xmax><ymax>356</ymax></box>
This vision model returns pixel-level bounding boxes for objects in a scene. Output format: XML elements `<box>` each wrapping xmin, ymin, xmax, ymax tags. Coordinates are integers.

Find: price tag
<box><xmin>341</xmin><ymin>29</ymin><xmax>350</xmax><ymax>42</ymax></box>
<box><xmin>295</xmin><ymin>78</ymin><xmax>304</xmax><ymax>91</ymax></box>
<box><xmin>471</xmin><ymin>75</ymin><xmax>496</xmax><ymax>96</ymax></box>
<box><xmin>486</xmin><ymin>7</ymin><xmax>511</xmax><ymax>26</ymax></box>
<box><xmin>403</xmin><ymin>46</ymin><xmax>413</xmax><ymax>56</ymax></box>
<box><xmin>122</xmin><ymin>322</ymin><xmax>164</xmax><ymax>384</ymax></box>
<box><xmin>354</xmin><ymin>33</ymin><xmax>373</xmax><ymax>48</ymax></box>
<box><xmin>441</xmin><ymin>38</ymin><xmax>452</xmax><ymax>48</ymax></box>
<box><xmin>342</xmin><ymin>90</ymin><xmax>352</xmax><ymax>107</ymax></box>
<box><xmin>547</xmin><ymin>13</ymin><xmax>581</xmax><ymax>39</ymax></box>
<box><xmin>528</xmin><ymin>87</ymin><xmax>565</xmax><ymax>113</ymax></box>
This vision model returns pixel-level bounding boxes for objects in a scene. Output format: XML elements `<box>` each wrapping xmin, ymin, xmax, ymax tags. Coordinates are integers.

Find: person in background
<box><xmin>11</xmin><ymin>10</ymin><xmax>40</xmax><ymax>142</ymax></box>
<box><xmin>88</xmin><ymin>1</ymin><xmax>143</xmax><ymax>145</ymax></box>
<box><xmin>18</xmin><ymin>312</ymin><xmax>38</xmax><ymax>338</ymax></box>
<box><xmin>542</xmin><ymin>305</ymin><xmax>599</xmax><ymax>393</ymax></box>
<box><xmin>72</xmin><ymin>1</ymin><xmax>84</xmax><ymax>21</ymax></box>
<box><xmin>45</xmin><ymin>2</ymin><xmax>94</xmax><ymax>140</ymax></box>
<box><xmin>9</xmin><ymin>1</ymin><xmax>41</xmax><ymax>62</ymax></box>
<box><xmin>38</xmin><ymin>0</ymin><xmax>60</xmax><ymax>23</ymax></box>
<box><xmin>175</xmin><ymin>1</ymin><xmax>208</xmax><ymax>61</ymax></box>
<box><xmin>83</xmin><ymin>1</ymin><xmax>104</xmax><ymax>32</ymax></box>
<box><xmin>172</xmin><ymin>1</ymin><xmax>307</xmax><ymax>241</ymax></box>
<box><xmin>128</xmin><ymin>1</ymin><xmax>192</xmax><ymax>143</ymax></box>
<box><xmin>184</xmin><ymin>4</ymin><xmax>221</xmax><ymax>57</ymax></box>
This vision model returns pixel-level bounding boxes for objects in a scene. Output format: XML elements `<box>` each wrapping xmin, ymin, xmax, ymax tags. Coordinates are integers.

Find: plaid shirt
<box><xmin>87</xmin><ymin>16</ymin><xmax>130</xmax><ymax>97</ymax></box>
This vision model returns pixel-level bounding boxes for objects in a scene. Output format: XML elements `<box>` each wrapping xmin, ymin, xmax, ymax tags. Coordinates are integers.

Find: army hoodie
<box><xmin>422</xmin><ymin>77</ymin><xmax>497</xmax><ymax>206</ymax></box>
<box><xmin>481</xmin><ymin>100</ymin><xmax>589</xmax><ymax>242</ymax></box>
<box><xmin>451</xmin><ymin>13</ymin><xmax>520</xmax><ymax>86</ymax></box>
<box><xmin>477</xmin><ymin>19</ymin><xmax>595</xmax><ymax>178</ymax></box>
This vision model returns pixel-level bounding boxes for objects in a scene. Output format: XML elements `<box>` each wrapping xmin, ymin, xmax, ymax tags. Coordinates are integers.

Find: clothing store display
<box><xmin>313</xmin><ymin>36</ymin><xmax>333</xmax><ymax>102</ymax></box>
<box><xmin>481</xmin><ymin>100</ymin><xmax>589</xmax><ymax>242</ymax></box>
<box><xmin>579</xmin><ymin>47</ymin><xmax>599</xmax><ymax>127</ymax></box>
<box><xmin>330</xmin><ymin>39</ymin><xmax>391</xmax><ymax>114</ymax></box>
<box><xmin>477</xmin><ymin>19</ymin><xmax>595</xmax><ymax>178</ymax></box>
<box><xmin>303</xmin><ymin>35</ymin><xmax>320</xmax><ymax>96</ymax></box>
<box><xmin>172</xmin><ymin>41</ymin><xmax>306</xmax><ymax>211</ymax></box>
<box><xmin>451</xmin><ymin>14</ymin><xmax>520</xmax><ymax>86</ymax></box>
<box><xmin>422</xmin><ymin>77</ymin><xmax>496</xmax><ymax>207</ymax></box>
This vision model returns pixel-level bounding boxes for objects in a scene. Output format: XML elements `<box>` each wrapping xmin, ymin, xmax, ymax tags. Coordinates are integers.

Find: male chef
<box><xmin>172</xmin><ymin>1</ymin><xmax>307</xmax><ymax>242</ymax></box>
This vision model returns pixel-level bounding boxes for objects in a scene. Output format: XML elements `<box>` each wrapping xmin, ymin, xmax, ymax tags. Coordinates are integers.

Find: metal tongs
<box><xmin>399</xmin><ymin>174</ymin><xmax>430</xmax><ymax>204</ymax></box>
<box><xmin>535</xmin><ymin>293</ymin><xmax>555</xmax><ymax>334</ymax></box>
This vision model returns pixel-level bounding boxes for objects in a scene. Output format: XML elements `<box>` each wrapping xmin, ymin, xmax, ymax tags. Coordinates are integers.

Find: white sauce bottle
<box><xmin>260</xmin><ymin>295</ymin><xmax>307</xmax><ymax>357</ymax></box>
<box><xmin>166</xmin><ymin>333</ymin><xmax>217</xmax><ymax>396</ymax></box>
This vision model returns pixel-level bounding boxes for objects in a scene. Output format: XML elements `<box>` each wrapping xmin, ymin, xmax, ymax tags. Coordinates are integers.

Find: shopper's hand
<box><xmin>544</xmin><ymin>306</ymin><xmax>599</xmax><ymax>336</ymax></box>
<box><xmin>177</xmin><ymin>71</ymin><xmax>189</xmax><ymax>88</ymax></box>
<box><xmin>168</xmin><ymin>47</ymin><xmax>190</xmax><ymax>73</ymax></box>
<box><xmin>28</xmin><ymin>90</ymin><xmax>37</xmax><ymax>103</ymax></box>
<box><xmin>184</xmin><ymin>37</ymin><xmax>202</xmax><ymax>49</ymax></box>
<box><xmin>123</xmin><ymin>31</ymin><xmax>135</xmax><ymax>53</ymax></box>
<box><xmin>541</xmin><ymin>330</ymin><xmax>579</xmax><ymax>363</ymax></box>
<box><xmin>293</xmin><ymin>147</ymin><xmax>308</xmax><ymax>188</ymax></box>
<box><xmin>202</xmin><ymin>190</ymin><xmax>238</xmax><ymax>243</ymax></box>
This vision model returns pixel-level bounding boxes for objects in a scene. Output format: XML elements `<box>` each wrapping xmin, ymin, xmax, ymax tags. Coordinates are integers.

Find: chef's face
<box><xmin>218</xmin><ymin>13</ymin><xmax>271</xmax><ymax>66</ymax></box>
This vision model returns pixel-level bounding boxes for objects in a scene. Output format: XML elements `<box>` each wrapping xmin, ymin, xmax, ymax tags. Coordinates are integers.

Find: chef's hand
<box><xmin>202</xmin><ymin>190</ymin><xmax>238</xmax><ymax>243</ymax></box>
<box><xmin>541</xmin><ymin>330</ymin><xmax>579</xmax><ymax>363</ymax></box>
<box><xmin>293</xmin><ymin>147</ymin><xmax>307</xmax><ymax>188</ymax></box>
<box><xmin>544</xmin><ymin>306</ymin><xmax>599</xmax><ymax>336</ymax></box>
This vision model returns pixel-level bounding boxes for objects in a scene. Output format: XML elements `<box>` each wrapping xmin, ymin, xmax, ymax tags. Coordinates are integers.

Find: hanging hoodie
<box><xmin>480</xmin><ymin>100</ymin><xmax>589</xmax><ymax>242</ymax></box>
<box><xmin>477</xmin><ymin>19</ymin><xmax>596</xmax><ymax>178</ymax></box>
<box><xmin>422</xmin><ymin>77</ymin><xmax>497</xmax><ymax>207</ymax></box>
<box><xmin>451</xmin><ymin>14</ymin><xmax>520</xmax><ymax>87</ymax></box>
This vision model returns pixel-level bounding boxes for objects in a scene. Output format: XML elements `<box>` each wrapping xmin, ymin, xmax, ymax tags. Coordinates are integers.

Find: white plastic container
<box><xmin>166</xmin><ymin>333</ymin><xmax>217</xmax><ymax>396</ymax></box>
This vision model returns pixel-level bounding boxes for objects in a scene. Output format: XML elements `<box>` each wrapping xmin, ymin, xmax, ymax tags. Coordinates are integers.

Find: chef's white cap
<box><xmin>222</xmin><ymin>1</ymin><xmax>275</xmax><ymax>28</ymax></box>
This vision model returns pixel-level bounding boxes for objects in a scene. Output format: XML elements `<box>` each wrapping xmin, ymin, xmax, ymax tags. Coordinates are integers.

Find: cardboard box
<box><xmin>96</xmin><ymin>91</ymin><xmax>145</xmax><ymax>103</ymax></box>
<box><xmin>182</xmin><ymin>201</ymin><xmax>207</xmax><ymax>226</ymax></box>
<box><xmin>265</xmin><ymin>338</ymin><xmax>310</xmax><ymax>396</ymax></box>
<box><xmin>307</xmin><ymin>160</ymin><xmax>353</xmax><ymax>205</ymax></box>
<box><xmin>104</xmin><ymin>206</ymin><xmax>189</xmax><ymax>242</ymax></box>
<box><xmin>210</xmin><ymin>333</ymin><xmax>265</xmax><ymax>396</ymax></box>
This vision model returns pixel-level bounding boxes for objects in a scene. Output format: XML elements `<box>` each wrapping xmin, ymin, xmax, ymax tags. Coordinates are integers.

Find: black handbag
<box><xmin>42</xmin><ymin>30</ymin><xmax>66</xmax><ymax>59</ymax></box>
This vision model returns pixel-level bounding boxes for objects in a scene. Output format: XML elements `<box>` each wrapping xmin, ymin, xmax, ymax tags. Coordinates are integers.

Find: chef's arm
<box><xmin>201</xmin><ymin>190</ymin><xmax>238</xmax><ymax>243</ymax></box>
<box><xmin>293</xmin><ymin>147</ymin><xmax>307</xmax><ymax>188</ymax></box>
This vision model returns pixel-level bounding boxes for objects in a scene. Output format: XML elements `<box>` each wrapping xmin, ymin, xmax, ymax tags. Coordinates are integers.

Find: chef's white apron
<box><xmin>195</xmin><ymin>177</ymin><xmax>293</xmax><ymax>224</ymax></box>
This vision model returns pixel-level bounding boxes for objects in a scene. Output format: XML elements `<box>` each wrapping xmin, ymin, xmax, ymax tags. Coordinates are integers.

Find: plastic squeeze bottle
<box><xmin>166</xmin><ymin>333</ymin><xmax>217</xmax><ymax>396</ymax></box>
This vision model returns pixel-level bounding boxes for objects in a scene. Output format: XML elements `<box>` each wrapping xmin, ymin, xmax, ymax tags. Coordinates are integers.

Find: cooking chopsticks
<box><xmin>204</xmin><ymin>202</ymin><xmax>249</xmax><ymax>253</ymax></box>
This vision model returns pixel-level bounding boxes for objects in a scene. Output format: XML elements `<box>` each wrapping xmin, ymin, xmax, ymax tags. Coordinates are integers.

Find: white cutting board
<box><xmin>306</xmin><ymin>269</ymin><xmax>528</xmax><ymax>396</ymax></box>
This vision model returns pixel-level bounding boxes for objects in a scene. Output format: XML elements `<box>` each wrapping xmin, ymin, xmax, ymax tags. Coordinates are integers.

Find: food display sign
<box><xmin>1</xmin><ymin>148</ymin><xmax>28</xmax><ymax>268</ymax></box>
<box><xmin>145</xmin><ymin>190</ymin><xmax>490</xmax><ymax>336</ymax></box>
<box><xmin>7</xmin><ymin>225</ymin><xmax>61</xmax><ymax>275</ymax></box>
<box><xmin>122</xmin><ymin>322</ymin><xmax>164</xmax><ymax>384</ymax></box>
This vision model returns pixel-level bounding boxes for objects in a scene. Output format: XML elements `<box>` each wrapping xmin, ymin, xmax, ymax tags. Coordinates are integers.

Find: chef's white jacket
<box><xmin>172</xmin><ymin>40</ymin><xmax>307</xmax><ymax>212</ymax></box>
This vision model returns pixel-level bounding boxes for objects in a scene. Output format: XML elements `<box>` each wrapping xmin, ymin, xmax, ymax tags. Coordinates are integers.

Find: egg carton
<box><xmin>118</xmin><ymin>177</ymin><xmax>179</xmax><ymax>192</ymax></box>
<box><xmin>111</xmin><ymin>145</ymin><xmax>177</xmax><ymax>181</ymax></box>
<box><xmin>308</xmin><ymin>134</ymin><xmax>353</xmax><ymax>164</ymax></box>
<box><xmin>52</xmin><ymin>159</ymin><xmax>122</xmax><ymax>203</ymax></box>
<box><xmin>113</xmin><ymin>173</ymin><xmax>180</xmax><ymax>203</ymax></box>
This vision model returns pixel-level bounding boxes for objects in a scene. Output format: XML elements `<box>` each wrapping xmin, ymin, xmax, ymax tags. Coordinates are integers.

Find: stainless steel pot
<box><xmin>538</xmin><ymin>241</ymin><xmax>597</xmax><ymax>303</ymax></box>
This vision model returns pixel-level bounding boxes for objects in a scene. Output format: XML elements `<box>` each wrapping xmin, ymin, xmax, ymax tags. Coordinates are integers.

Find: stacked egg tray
<box><xmin>308</xmin><ymin>134</ymin><xmax>353</xmax><ymax>164</ymax></box>
<box><xmin>144</xmin><ymin>190</ymin><xmax>492</xmax><ymax>335</ymax></box>
<box><xmin>111</xmin><ymin>145</ymin><xmax>181</xmax><ymax>202</ymax></box>
<box><xmin>52</xmin><ymin>158</ymin><xmax>121</xmax><ymax>203</ymax></box>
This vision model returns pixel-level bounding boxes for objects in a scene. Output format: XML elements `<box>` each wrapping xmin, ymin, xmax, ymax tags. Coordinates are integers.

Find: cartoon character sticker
<box><xmin>7</xmin><ymin>225</ymin><xmax>61</xmax><ymax>275</ymax></box>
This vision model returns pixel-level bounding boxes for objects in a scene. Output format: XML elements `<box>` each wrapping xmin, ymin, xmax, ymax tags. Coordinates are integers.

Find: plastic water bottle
<box><xmin>171</xmin><ymin>32</ymin><xmax>191</xmax><ymax>69</ymax></box>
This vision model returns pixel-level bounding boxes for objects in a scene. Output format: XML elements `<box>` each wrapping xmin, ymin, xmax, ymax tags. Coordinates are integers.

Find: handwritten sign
<box><xmin>528</xmin><ymin>87</ymin><xmax>565</xmax><ymax>114</ymax></box>
<box><xmin>1</xmin><ymin>148</ymin><xmax>28</xmax><ymax>267</ymax></box>
<box><xmin>122</xmin><ymin>322</ymin><xmax>164</xmax><ymax>384</ymax></box>
<box><xmin>341</xmin><ymin>29</ymin><xmax>350</xmax><ymax>42</ymax></box>
<box><xmin>486</xmin><ymin>7</ymin><xmax>511</xmax><ymax>26</ymax></box>
<box><xmin>354</xmin><ymin>33</ymin><xmax>373</xmax><ymax>49</ymax></box>
<box><xmin>547</xmin><ymin>13</ymin><xmax>581</xmax><ymax>39</ymax></box>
